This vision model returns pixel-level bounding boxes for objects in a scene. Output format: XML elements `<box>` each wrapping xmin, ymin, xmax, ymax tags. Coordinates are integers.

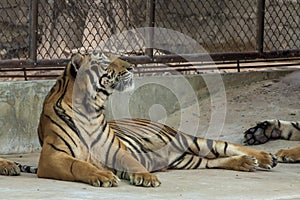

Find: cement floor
<box><xmin>1</xmin><ymin>152</ymin><xmax>300</xmax><ymax>200</ymax></box>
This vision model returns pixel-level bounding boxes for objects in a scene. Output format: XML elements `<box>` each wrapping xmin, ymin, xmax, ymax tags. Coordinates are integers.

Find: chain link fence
<box><xmin>0</xmin><ymin>0</ymin><xmax>300</xmax><ymax>79</ymax></box>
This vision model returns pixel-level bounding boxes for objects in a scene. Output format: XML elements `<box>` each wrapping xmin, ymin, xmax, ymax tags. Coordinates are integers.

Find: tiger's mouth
<box><xmin>112</xmin><ymin>72</ymin><xmax>134</xmax><ymax>92</ymax></box>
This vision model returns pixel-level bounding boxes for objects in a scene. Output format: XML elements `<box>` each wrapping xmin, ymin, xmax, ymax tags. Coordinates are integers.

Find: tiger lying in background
<box><xmin>244</xmin><ymin>120</ymin><xmax>300</xmax><ymax>162</ymax></box>
<box><xmin>34</xmin><ymin>51</ymin><xmax>277</xmax><ymax>187</ymax></box>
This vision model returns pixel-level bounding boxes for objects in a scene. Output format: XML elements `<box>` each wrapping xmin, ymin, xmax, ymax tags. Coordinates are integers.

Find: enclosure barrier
<box><xmin>0</xmin><ymin>0</ymin><xmax>299</xmax><ymax>80</ymax></box>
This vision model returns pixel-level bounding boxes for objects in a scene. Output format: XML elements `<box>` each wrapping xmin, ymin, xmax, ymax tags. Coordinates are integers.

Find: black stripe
<box><xmin>53</xmin><ymin>80</ymin><xmax>89</xmax><ymax>149</ymax></box>
<box><xmin>192</xmin><ymin>158</ymin><xmax>202</xmax><ymax>169</ymax></box>
<box><xmin>114</xmin><ymin>129</ymin><xmax>150</xmax><ymax>166</ymax></box>
<box><xmin>224</xmin><ymin>142</ymin><xmax>228</xmax><ymax>155</ymax></box>
<box><xmin>102</xmin><ymin>127</ymin><xmax>113</xmax><ymax>146</ymax></box>
<box><xmin>178</xmin><ymin>155</ymin><xmax>194</xmax><ymax>169</ymax></box>
<box><xmin>70</xmin><ymin>161</ymin><xmax>76</xmax><ymax>177</ymax></box>
<box><xmin>44</xmin><ymin>115</ymin><xmax>77</xmax><ymax>147</ymax></box>
<box><xmin>112</xmin><ymin>143</ymin><xmax>122</xmax><ymax>170</ymax></box>
<box><xmin>99</xmin><ymin>75</ymin><xmax>108</xmax><ymax>88</ymax></box>
<box><xmin>70</xmin><ymin>63</ymin><xmax>77</xmax><ymax>78</ymax></box>
<box><xmin>130</xmin><ymin>119</ymin><xmax>174</xmax><ymax>142</ymax></box>
<box><xmin>115</xmin><ymin>133</ymin><xmax>142</xmax><ymax>154</ymax></box>
<box><xmin>48</xmin><ymin>143</ymin><xmax>68</xmax><ymax>154</ymax></box>
<box><xmin>185</xmin><ymin>135</ymin><xmax>199</xmax><ymax>154</ymax></box>
<box><xmin>169</xmin><ymin>138</ymin><xmax>187</xmax><ymax>154</ymax></box>
<box><xmin>287</xmin><ymin>131</ymin><xmax>293</xmax><ymax>140</ymax></box>
<box><xmin>105</xmin><ymin>135</ymin><xmax>116</xmax><ymax>166</ymax></box>
<box><xmin>193</xmin><ymin>137</ymin><xmax>200</xmax><ymax>153</ymax></box>
<box><xmin>179</xmin><ymin>134</ymin><xmax>190</xmax><ymax>151</ymax></box>
<box><xmin>277</xmin><ymin>120</ymin><xmax>281</xmax><ymax>128</ymax></box>
<box><xmin>205</xmin><ymin>161</ymin><xmax>211</xmax><ymax>169</ymax></box>
<box><xmin>91</xmin><ymin>122</ymin><xmax>108</xmax><ymax>148</ymax></box>
<box><xmin>168</xmin><ymin>152</ymin><xmax>188</xmax><ymax>168</ymax></box>
<box><xmin>97</xmin><ymin>88</ymin><xmax>110</xmax><ymax>96</ymax></box>
<box><xmin>72</xmin><ymin>104</ymin><xmax>90</xmax><ymax>122</ymax></box>
<box><xmin>292</xmin><ymin>122</ymin><xmax>300</xmax><ymax>131</ymax></box>
<box><xmin>111</xmin><ymin>120</ymin><xmax>171</xmax><ymax>145</ymax></box>
<box><xmin>86</xmin><ymin>70</ymin><xmax>95</xmax><ymax>85</ymax></box>
<box><xmin>53</xmin><ymin>131</ymin><xmax>76</xmax><ymax>157</ymax></box>
<box><xmin>206</xmin><ymin>139</ymin><xmax>219</xmax><ymax>158</ymax></box>
<box><xmin>91</xmin><ymin>65</ymin><xmax>101</xmax><ymax>78</ymax></box>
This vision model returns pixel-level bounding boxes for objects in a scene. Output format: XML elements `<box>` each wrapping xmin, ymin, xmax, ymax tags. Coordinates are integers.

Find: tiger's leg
<box><xmin>0</xmin><ymin>158</ymin><xmax>20</xmax><ymax>176</ymax></box>
<box><xmin>169</xmin><ymin>154</ymin><xmax>258</xmax><ymax>172</ymax></box>
<box><xmin>276</xmin><ymin>146</ymin><xmax>300</xmax><ymax>163</ymax></box>
<box><xmin>37</xmin><ymin>144</ymin><xmax>119</xmax><ymax>187</ymax></box>
<box><xmin>220</xmin><ymin>142</ymin><xmax>277</xmax><ymax>169</ymax></box>
<box><xmin>243</xmin><ymin>120</ymin><xmax>300</xmax><ymax>145</ymax></box>
<box><xmin>106</xmin><ymin>150</ymin><xmax>161</xmax><ymax>187</ymax></box>
<box><xmin>185</xmin><ymin>137</ymin><xmax>277</xmax><ymax>169</ymax></box>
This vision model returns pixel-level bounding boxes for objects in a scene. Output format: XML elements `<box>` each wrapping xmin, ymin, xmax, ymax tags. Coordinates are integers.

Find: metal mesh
<box><xmin>264</xmin><ymin>0</ymin><xmax>300</xmax><ymax>51</ymax></box>
<box><xmin>155</xmin><ymin>0</ymin><xmax>257</xmax><ymax>53</ymax></box>
<box><xmin>0</xmin><ymin>0</ymin><xmax>29</xmax><ymax>60</ymax></box>
<box><xmin>0</xmin><ymin>0</ymin><xmax>299</xmax><ymax>68</ymax></box>
<box><xmin>37</xmin><ymin>0</ymin><xmax>147</xmax><ymax>59</ymax></box>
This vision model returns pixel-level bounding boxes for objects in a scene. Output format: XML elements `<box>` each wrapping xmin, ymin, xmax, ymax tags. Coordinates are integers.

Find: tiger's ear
<box><xmin>71</xmin><ymin>53</ymin><xmax>84</xmax><ymax>70</ymax></box>
<box><xmin>69</xmin><ymin>53</ymin><xmax>84</xmax><ymax>77</ymax></box>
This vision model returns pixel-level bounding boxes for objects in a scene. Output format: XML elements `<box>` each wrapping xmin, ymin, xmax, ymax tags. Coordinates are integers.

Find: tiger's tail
<box><xmin>15</xmin><ymin>162</ymin><xmax>38</xmax><ymax>174</ymax></box>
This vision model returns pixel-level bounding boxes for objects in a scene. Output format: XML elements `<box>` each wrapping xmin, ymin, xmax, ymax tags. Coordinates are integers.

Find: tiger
<box><xmin>37</xmin><ymin>51</ymin><xmax>277</xmax><ymax>188</ymax></box>
<box><xmin>244</xmin><ymin>119</ymin><xmax>300</xmax><ymax>162</ymax></box>
<box><xmin>0</xmin><ymin>158</ymin><xmax>37</xmax><ymax>175</ymax></box>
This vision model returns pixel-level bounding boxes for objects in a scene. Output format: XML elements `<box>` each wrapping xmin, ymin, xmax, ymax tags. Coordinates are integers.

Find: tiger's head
<box><xmin>69</xmin><ymin>52</ymin><xmax>134</xmax><ymax>113</ymax></box>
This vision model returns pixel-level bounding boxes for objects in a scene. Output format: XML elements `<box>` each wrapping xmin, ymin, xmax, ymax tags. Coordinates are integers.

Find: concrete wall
<box><xmin>0</xmin><ymin>71</ymin><xmax>291</xmax><ymax>154</ymax></box>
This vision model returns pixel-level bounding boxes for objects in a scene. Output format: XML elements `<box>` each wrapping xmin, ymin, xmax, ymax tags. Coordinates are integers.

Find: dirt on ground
<box><xmin>164</xmin><ymin>70</ymin><xmax>300</xmax><ymax>148</ymax></box>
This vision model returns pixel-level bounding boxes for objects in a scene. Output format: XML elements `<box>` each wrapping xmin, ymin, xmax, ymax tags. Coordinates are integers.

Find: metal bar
<box><xmin>132</xmin><ymin>64</ymin><xmax>300</xmax><ymax>74</ymax></box>
<box><xmin>1</xmin><ymin>50</ymin><xmax>300</xmax><ymax>69</ymax></box>
<box><xmin>145</xmin><ymin>0</ymin><xmax>156</xmax><ymax>59</ymax></box>
<box><xmin>0</xmin><ymin>59</ymin><xmax>69</xmax><ymax>68</ymax></box>
<box><xmin>23</xmin><ymin>68</ymin><xmax>28</xmax><ymax>81</ymax></box>
<box><xmin>121</xmin><ymin>50</ymin><xmax>300</xmax><ymax>64</ymax></box>
<box><xmin>257</xmin><ymin>0</ymin><xmax>266</xmax><ymax>54</ymax></box>
<box><xmin>28</xmin><ymin>0</ymin><xmax>39</xmax><ymax>63</ymax></box>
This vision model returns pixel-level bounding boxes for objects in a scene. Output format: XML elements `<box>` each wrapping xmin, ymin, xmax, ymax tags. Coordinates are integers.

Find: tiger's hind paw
<box><xmin>230</xmin><ymin>155</ymin><xmax>258</xmax><ymax>172</ymax></box>
<box><xmin>0</xmin><ymin>159</ymin><xmax>20</xmax><ymax>176</ymax></box>
<box><xmin>256</xmin><ymin>152</ymin><xmax>278</xmax><ymax>169</ymax></box>
<box><xmin>130</xmin><ymin>172</ymin><xmax>161</xmax><ymax>187</ymax></box>
<box><xmin>276</xmin><ymin>148</ymin><xmax>300</xmax><ymax>163</ymax></box>
<box><xmin>243</xmin><ymin>121</ymin><xmax>281</xmax><ymax>145</ymax></box>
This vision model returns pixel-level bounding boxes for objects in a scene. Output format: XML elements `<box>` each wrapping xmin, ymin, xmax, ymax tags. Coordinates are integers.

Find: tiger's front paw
<box><xmin>276</xmin><ymin>148</ymin><xmax>300</xmax><ymax>163</ymax></box>
<box><xmin>87</xmin><ymin>170</ymin><xmax>120</xmax><ymax>187</ymax></box>
<box><xmin>0</xmin><ymin>159</ymin><xmax>20</xmax><ymax>176</ymax></box>
<box><xmin>255</xmin><ymin>151</ymin><xmax>278</xmax><ymax>169</ymax></box>
<box><xmin>129</xmin><ymin>172</ymin><xmax>161</xmax><ymax>187</ymax></box>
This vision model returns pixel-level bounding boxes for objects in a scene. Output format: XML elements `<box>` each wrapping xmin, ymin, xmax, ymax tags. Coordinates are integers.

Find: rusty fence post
<box><xmin>145</xmin><ymin>0</ymin><xmax>156</xmax><ymax>60</ymax></box>
<box><xmin>257</xmin><ymin>0</ymin><xmax>266</xmax><ymax>54</ymax></box>
<box><xmin>29</xmin><ymin>0</ymin><xmax>38</xmax><ymax>64</ymax></box>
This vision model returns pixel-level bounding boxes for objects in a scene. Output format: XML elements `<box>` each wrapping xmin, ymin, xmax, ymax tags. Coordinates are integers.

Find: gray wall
<box><xmin>0</xmin><ymin>71</ymin><xmax>290</xmax><ymax>154</ymax></box>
